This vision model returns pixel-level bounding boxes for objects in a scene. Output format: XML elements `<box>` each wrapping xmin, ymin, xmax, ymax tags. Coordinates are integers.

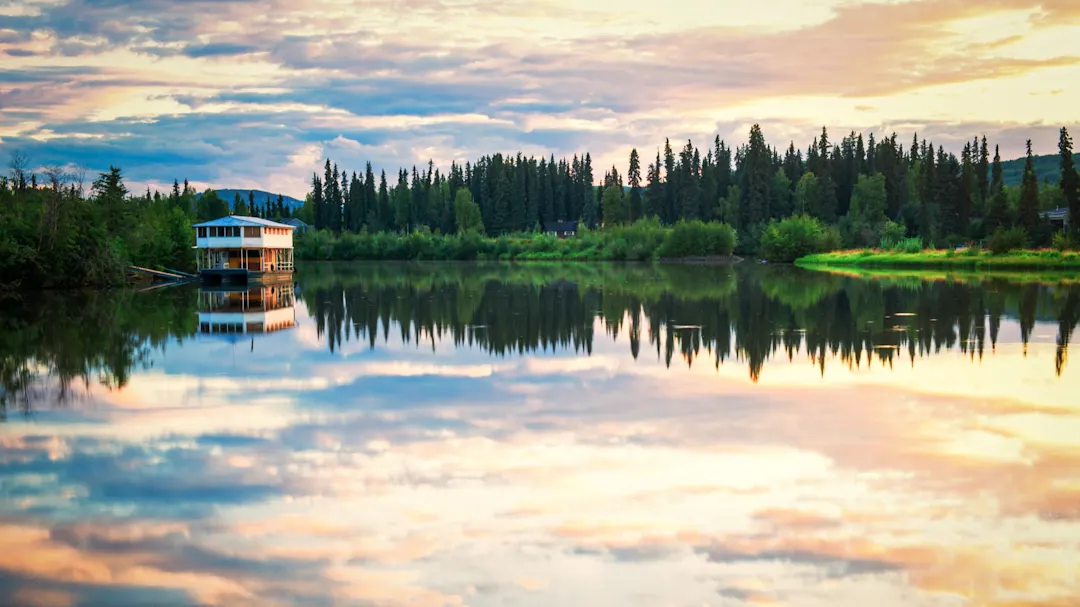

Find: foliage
<box><xmin>601</xmin><ymin>184</ymin><xmax>628</xmax><ymax>226</ymax></box>
<box><xmin>0</xmin><ymin>165</ymin><xmax>195</xmax><ymax>289</ymax></box>
<box><xmin>879</xmin><ymin>221</ymin><xmax>908</xmax><ymax>249</ymax></box>
<box><xmin>1018</xmin><ymin>141</ymin><xmax>1041</xmax><ymax>234</ymax></box>
<box><xmin>793</xmin><ymin>172</ymin><xmax>820</xmax><ymax>216</ymax></box>
<box><xmin>453</xmin><ymin>189</ymin><xmax>484</xmax><ymax>234</ymax></box>
<box><xmin>654</xmin><ymin>220</ymin><xmax>738</xmax><ymax>258</ymax></box>
<box><xmin>760</xmin><ymin>215</ymin><xmax>832</xmax><ymax>262</ymax></box>
<box><xmin>987</xmin><ymin>226</ymin><xmax>1029</xmax><ymax>254</ymax></box>
<box><xmin>797</xmin><ymin>247</ymin><xmax>1080</xmax><ymax>270</ymax></box>
<box><xmin>849</xmin><ymin>173</ymin><xmax>887</xmax><ymax>225</ymax></box>
<box><xmin>295</xmin><ymin>218</ymin><xmax>737</xmax><ymax>262</ymax></box>
<box><xmin>1052</xmin><ymin>231</ymin><xmax>1074</xmax><ymax>252</ymax></box>
<box><xmin>302</xmin><ymin>123</ymin><xmax>1076</xmax><ymax>262</ymax></box>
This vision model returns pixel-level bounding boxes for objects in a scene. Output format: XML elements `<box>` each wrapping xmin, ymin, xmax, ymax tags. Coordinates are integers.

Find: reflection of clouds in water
<box><xmin>1</xmin><ymin>314</ymin><xmax>1079</xmax><ymax>605</ymax></box>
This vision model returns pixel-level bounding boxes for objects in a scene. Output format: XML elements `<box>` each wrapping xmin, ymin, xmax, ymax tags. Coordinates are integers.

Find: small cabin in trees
<box><xmin>193</xmin><ymin>216</ymin><xmax>296</xmax><ymax>285</ymax></box>
<box><xmin>1041</xmin><ymin>207</ymin><xmax>1070</xmax><ymax>232</ymax></box>
<box><xmin>544</xmin><ymin>220</ymin><xmax>579</xmax><ymax>239</ymax></box>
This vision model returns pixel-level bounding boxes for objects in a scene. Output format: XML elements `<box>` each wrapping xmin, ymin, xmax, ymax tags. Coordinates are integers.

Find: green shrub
<box><xmin>655</xmin><ymin>220</ymin><xmax>737</xmax><ymax>258</ymax></box>
<box><xmin>1052</xmin><ymin>231</ymin><xmax>1074</xmax><ymax>252</ymax></box>
<box><xmin>878</xmin><ymin>221</ymin><xmax>907</xmax><ymax>250</ymax></box>
<box><xmin>897</xmin><ymin>237</ymin><xmax>923</xmax><ymax>254</ymax></box>
<box><xmin>987</xmin><ymin>226</ymin><xmax>1029</xmax><ymax>255</ymax></box>
<box><xmin>820</xmin><ymin>226</ymin><xmax>843</xmax><ymax>252</ymax></box>
<box><xmin>760</xmin><ymin>215</ymin><xmax>828</xmax><ymax>262</ymax></box>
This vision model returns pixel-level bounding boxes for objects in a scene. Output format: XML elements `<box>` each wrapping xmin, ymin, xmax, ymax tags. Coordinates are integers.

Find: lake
<box><xmin>1</xmin><ymin>262</ymin><xmax>1078</xmax><ymax>607</ymax></box>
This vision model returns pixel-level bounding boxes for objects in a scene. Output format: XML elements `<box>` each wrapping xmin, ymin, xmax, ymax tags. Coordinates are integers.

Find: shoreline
<box><xmin>795</xmin><ymin>249</ymin><xmax>1080</xmax><ymax>271</ymax></box>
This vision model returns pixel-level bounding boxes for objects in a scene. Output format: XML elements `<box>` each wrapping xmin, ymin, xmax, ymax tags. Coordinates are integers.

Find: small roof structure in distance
<box><xmin>192</xmin><ymin>215</ymin><xmax>298</xmax><ymax>229</ymax></box>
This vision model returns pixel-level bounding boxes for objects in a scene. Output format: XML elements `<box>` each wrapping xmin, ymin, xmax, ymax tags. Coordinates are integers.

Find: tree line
<box><xmin>304</xmin><ymin>126</ymin><xmax>1080</xmax><ymax>252</ymax></box>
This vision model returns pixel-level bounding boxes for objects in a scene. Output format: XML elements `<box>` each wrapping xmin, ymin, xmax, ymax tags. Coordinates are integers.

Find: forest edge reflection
<box><xmin>1</xmin><ymin>262</ymin><xmax>1077</xmax><ymax>418</ymax></box>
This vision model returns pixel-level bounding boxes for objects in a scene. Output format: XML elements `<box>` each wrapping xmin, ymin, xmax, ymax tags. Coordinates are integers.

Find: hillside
<box><xmin>201</xmin><ymin>189</ymin><xmax>304</xmax><ymax>210</ymax></box>
<box><xmin>1000</xmin><ymin>153</ymin><xmax>1079</xmax><ymax>187</ymax></box>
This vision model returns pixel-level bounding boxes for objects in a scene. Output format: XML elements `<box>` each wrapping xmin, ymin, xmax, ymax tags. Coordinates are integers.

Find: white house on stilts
<box><xmin>193</xmin><ymin>216</ymin><xmax>296</xmax><ymax>285</ymax></box>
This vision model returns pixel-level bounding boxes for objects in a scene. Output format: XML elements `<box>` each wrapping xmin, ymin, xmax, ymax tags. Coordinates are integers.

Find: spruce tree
<box><xmin>1059</xmin><ymin>127</ymin><xmax>1079</xmax><ymax>236</ymax></box>
<box><xmin>628</xmin><ymin>148</ymin><xmax>642</xmax><ymax>222</ymax></box>
<box><xmin>958</xmin><ymin>142</ymin><xmax>973</xmax><ymax>235</ymax></box>
<box><xmin>582</xmin><ymin>153</ymin><xmax>595</xmax><ymax>226</ymax></box>
<box><xmin>663</xmin><ymin>139</ymin><xmax>676</xmax><ymax>224</ymax></box>
<box><xmin>977</xmin><ymin>136</ymin><xmax>990</xmax><ymax>208</ymax></box>
<box><xmin>645</xmin><ymin>152</ymin><xmax>663</xmax><ymax>219</ymax></box>
<box><xmin>538</xmin><ymin>157</ymin><xmax>553</xmax><ymax>227</ymax></box>
<box><xmin>1018</xmin><ymin>140</ymin><xmax>1041</xmax><ymax>235</ymax></box>
<box><xmin>511</xmin><ymin>154</ymin><xmax>526</xmax><ymax>231</ymax></box>
<box><xmin>814</xmin><ymin>127</ymin><xmax>837</xmax><ymax>221</ymax></box>
<box><xmin>377</xmin><ymin>171</ymin><xmax>390</xmax><ymax>231</ymax></box>
<box><xmin>312</xmin><ymin>173</ymin><xmax>325</xmax><ymax>230</ymax></box>
<box><xmin>525</xmin><ymin>157</ymin><xmax>539</xmax><ymax>231</ymax></box>
<box><xmin>740</xmin><ymin>125</ymin><xmax>771</xmax><ymax>226</ymax></box>
<box><xmin>986</xmin><ymin>145</ymin><xmax>1009</xmax><ymax>232</ymax></box>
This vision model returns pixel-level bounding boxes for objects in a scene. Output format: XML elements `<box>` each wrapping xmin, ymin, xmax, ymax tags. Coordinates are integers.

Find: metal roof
<box><xmin>1040</xmin><ymin>207</ymin><xmax>1069</xmax><ymax>220</ymax></box>
<box><xmin>544</xmin><ymin>220</ymin><xmax>579</xmax><ymax>231</ymax></box>
<box><xmin>192</xmin><ymin>215</ymin><xmax>297</xmax><ymax>229</ymax></box>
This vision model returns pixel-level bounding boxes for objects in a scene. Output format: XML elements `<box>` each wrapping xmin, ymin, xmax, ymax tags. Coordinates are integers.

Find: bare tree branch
<box><xmin>8</xmin><ymin>151</ymin><xmax>29</xmax><ymax>190</ymax></box>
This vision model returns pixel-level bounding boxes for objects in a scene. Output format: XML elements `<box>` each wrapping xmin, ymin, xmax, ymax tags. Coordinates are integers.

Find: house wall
<box><xmin>195</xmin><ymin>227</ymin><xmax>294</xmax><ymax>250</ymax></box>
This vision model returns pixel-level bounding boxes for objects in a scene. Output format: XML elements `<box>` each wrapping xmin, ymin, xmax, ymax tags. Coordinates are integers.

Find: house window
<box><xmin>197</xmin><ymin>227</ymin><xmax>207</xmax><ymax>238</ymax></box>
<box><xmin>244</xmin><ymin>226</ymin><xmax>260</xmax><ymax>238</ymax></box>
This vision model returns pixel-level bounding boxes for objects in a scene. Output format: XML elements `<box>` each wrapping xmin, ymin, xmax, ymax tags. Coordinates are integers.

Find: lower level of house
<box><xmin>196</xmin><ymin>248</ymin><xmax>294</xmax><ymax>285</ymax></box>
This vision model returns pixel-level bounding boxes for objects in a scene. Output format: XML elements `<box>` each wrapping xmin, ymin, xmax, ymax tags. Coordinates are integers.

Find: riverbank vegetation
<box><xmin>797</xmin><ymin>248</ymin><xmax>1080</xmax><ymax>271</ymax></box>
<box><xmin>0</xmin><ymin>163</ymin><xmax>294</xmax><ymax>291</ymax></box>
<box><xmin>295</xmin><ymin>218</ymin><xmax>737</xmax><ymax>262</ymax></box>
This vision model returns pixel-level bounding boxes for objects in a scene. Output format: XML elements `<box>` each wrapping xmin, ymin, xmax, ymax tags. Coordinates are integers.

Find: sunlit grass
<box><xmin>796</xmin><ymin>248</ymin><xmax>1080</xmax><ymax>271</ymax></box>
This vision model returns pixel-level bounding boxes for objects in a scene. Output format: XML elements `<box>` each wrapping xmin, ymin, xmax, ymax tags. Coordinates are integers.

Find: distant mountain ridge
<box><xmin>1000</xmin><ymin>153</ymin><xmax>1079</xmax><ymax>187</ymax></box>
<box><xmin>200</xmin><ymin>189</ymin><xmax>304</xmax><ymax>210</ymax></box>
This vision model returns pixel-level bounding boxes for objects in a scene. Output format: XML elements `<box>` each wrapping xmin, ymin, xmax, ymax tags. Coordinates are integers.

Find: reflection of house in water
<box><xmin>198</xmin><ymin>284</ymin><xmax>297</xmax><ymax>336</ymax></box>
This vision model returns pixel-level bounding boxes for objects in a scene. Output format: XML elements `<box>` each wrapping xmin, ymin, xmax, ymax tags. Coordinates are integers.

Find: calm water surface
<box><xmin>1</xmin><ymin>262</ymin><xmax>1078</xmax><ymax>607</ymax></box>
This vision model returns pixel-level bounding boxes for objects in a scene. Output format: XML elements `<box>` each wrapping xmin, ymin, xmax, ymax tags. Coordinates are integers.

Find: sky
<box><xmin>1</xmin><ymin>0</ymin><xmax>1079</xmax><ymax>198</ymax></box>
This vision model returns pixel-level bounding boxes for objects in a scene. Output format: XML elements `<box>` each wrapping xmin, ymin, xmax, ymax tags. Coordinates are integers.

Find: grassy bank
<box><xmin>796</xmin><ymin>248</ymin><xmax>1080</xmax><ymax>271</ymax></box>
<box><xmin>295</xmin><ymin>219</ymin><xmax>738</xmax><ymax>262</ymax></box>
<box><xmin>796</xmin><ymin>264</ymin><xmax>1080</xmax><ymax>287</ymax></box>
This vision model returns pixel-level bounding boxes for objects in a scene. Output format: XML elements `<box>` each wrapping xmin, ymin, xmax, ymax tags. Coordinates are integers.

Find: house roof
<box><xmin>1040</xmin><ymin>207</ymin><xmax>1069</xmax><ymax>220</ymax></box>
<box><xmin>192</xmin><ymin>215</ymin><xmax>297</xmax><ymax>229</ymax></box>
<box><xmin>279</xmin><ymin>217</ymin><xmax>309</xmax><ymax>227</ymax></box>
<box><xmin>544</xmin><ymin>220</ymin><xmax>579</xmax><ymax>232</ymax></box>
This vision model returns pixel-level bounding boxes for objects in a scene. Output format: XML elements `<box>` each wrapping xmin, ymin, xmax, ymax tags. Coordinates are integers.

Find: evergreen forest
<box><xmin>298</xmin><ymin>125</ymin><xmax>1080</xmax><ymax>259</ymax></box>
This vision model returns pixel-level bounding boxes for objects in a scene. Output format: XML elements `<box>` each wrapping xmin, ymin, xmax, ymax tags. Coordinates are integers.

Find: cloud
<box><xmin>0</xmin><ymin>0</ymin><xmax>1076</xmax><ymax>194</ymax></box>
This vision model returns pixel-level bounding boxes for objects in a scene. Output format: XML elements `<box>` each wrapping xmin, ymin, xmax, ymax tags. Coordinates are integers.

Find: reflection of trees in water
<box><xmin>299</xmin><ymin>263</ymin><xmax>1080</xmax><ymax>381</ymax></box>
<box><xmin>0</xmin><ymin>288</ymin><xmax>198</xmax><ymax>419</ymax></box>
<box><xmin>2</xmin><ymin>264</ymin><xmax>1077</xmax><ymax>419</ymax></box>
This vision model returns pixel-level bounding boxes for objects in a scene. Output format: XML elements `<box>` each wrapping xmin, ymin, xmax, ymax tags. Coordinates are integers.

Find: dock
<box><xmin>127</xmin><ymin>266</ymin><xmax>198</xmax><ymax>287</ymax></box>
